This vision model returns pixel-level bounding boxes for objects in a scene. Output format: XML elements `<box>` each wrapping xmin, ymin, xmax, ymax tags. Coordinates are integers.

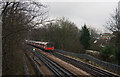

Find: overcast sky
<box><xmin>43</xmin><ymin>2</ymin><xmax>118</xmax><ymax>33</ymax></box>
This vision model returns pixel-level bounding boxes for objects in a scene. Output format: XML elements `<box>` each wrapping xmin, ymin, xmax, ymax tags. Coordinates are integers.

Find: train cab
<box><xmin>45</xmin><ymin>43</ymin><xmax>54</xmax><ymax>51</ymax></box>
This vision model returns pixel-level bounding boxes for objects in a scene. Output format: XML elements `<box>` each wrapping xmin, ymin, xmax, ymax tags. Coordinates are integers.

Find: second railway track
<box><xmin>35</xmin><ymin>51</ymin><xmax>78</xmax><ymax>77</ymax></box>
<box><xmin>49</xmin><ymin>51</ymin><xmax>119</xmax><ymax>77</ymax></box>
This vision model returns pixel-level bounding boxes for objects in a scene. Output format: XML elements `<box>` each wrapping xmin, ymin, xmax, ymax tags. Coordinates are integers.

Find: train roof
<box><xmin>35</xmin><ymin>41</ymin><xmax>48</xmax><ymax>45</ymax></box>
<box><xmin>28</xmin><ymin>40</ymin><xmax>49</xmax><ymax>45</ymax></box>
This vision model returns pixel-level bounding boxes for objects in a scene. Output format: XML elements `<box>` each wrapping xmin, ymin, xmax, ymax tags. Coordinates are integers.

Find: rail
<box><xmin>25</xmin><ymin>53</ymin><xmax>42</xmax><ymax>75</ymax></box>
<box><xmin>55</xmin><ymin>49</ymin><xmax>120</xmax><ymax>75</ymax></box>
<box><xmin>35</xmin><ymin>50</ymin><xmax>77</xmax><ymax>77</ymax></box>
<box><xmin>52</xmin><ymin>50</ymin><xmax>120</xmax><ymax>76</ymax></box>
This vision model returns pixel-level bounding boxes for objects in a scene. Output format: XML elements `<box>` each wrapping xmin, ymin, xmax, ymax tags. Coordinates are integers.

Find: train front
<box><xmin>45</xmin><ymin>42</ymin><xmax>54</xmax><ymax>51</ymax></box>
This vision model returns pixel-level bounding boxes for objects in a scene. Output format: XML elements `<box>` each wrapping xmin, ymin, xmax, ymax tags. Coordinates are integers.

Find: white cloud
<box><xmin>38</xmin><ymin>0</ymin><xmax>119</xmax><ymax>2</ymax></box>
<box><xmin>44</xmin><ymin>2</ymin><xmax>118</xmax><ymax>32</ymax></box>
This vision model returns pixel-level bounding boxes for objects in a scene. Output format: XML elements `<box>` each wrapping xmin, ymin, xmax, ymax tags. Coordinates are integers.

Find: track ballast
<box><xmin>35</xmin><ymin>51</ymin><xmax>78</xmax><ymax>77</ymax></box>
<box><xmin>49</xmin><ymin>51</ymin><xmax>119</xmax><ymax>77</ymax></box>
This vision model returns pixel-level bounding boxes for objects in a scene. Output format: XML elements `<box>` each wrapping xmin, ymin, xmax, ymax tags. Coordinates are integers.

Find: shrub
<box><xmin>114</xmin><ymin>43</ymin><xmax>120</xmax><ymax>64</ymax></box>
<box><xmin>100</xmin><ymin>46</ymin><xmax>113</xmax><ymax>61</ymax></box>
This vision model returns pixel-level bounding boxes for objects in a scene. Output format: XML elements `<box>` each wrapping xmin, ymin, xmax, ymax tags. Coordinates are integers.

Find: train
<box><xmin>25</xmin><ymin>40</ymin><xmax>54</xmax><ymax>51</ymax></box>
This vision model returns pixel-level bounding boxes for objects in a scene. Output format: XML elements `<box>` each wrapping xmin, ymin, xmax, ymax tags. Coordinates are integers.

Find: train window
<box><xmin>47</xmin><ymin>43</ymin><xmax>53</xmax><ymax>47</ymax></box>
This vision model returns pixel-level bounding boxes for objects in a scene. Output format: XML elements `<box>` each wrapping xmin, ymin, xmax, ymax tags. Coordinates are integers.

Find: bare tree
<box><xmin>2</xmin><ymin>2</ymin><xmax>48</xmax><ymax>39</ymax></box>
<box><xmin>31</xmin><ymin>18</ymin><xmax>83</xmax><ymax>53</ymax></box>
<box><xmin>105</xmin><ymin>8</ymin><xmax>120</xmax><ymax>43</ymax></box>
<box><xmin>105</xmin><ymin>9</ymin><xmax>120</xmax><ymax>32</ymax></box>
<box><xmin>1</xmin><ymin>2</ymin><xmax>48</xmax><ymax>75</ymax></box>
<box><xmin>105</xmin><ymin>8</ymin><xmax>120</xmax><ymax>64</ymax></box>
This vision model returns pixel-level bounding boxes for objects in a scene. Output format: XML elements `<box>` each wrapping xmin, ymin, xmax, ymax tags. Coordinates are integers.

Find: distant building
<box><xmin>92</xmin><ymin>33</ymin><xmax>115</xmax><ymax>48</ymax></box>
<box><xmin>94</xmin><ymin>33</ymin><xmax>115</xmax><ymax>40</ymax></box>
<box><xmin>100</xmin><ymin>33</ymin><xmax>111</xmax><ymax>40</ymax></box>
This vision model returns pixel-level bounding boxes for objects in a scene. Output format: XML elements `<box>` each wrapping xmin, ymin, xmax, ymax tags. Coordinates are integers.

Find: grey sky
<box><xmin>43</xmin><ymin>2</ymin><xmax>118</xmax><ymax>33</ymax></box>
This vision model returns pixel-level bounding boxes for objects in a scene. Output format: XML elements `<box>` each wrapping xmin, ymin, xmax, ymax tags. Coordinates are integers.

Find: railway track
<box><xmin>49</xmin><ymin>52</ymin><xmax>119</xmax><ymax>77</ymax></box>
<box><xmin>35</xmin><ymin>51</ymin><xmax>78</xmax><ymax>77</ymax></box>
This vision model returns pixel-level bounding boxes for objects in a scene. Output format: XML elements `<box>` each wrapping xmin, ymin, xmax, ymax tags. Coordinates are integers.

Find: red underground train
<box><xmin>25</xmin><ymin>40</ymin><xmax>54</xmax><ymax>51</ymax></box>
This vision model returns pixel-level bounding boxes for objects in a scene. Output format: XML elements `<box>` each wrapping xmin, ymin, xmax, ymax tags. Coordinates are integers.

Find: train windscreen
<box><xmin>47</xmin><ymin>43</ymin><xmax>54</xmax><ymax>47</ymax></box>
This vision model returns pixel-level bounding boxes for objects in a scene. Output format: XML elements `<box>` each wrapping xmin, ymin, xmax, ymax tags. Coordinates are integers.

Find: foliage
<box><xmin>80</xmin><ymin>24</ymin><xmax>90</xmax><ymax>49</ymax></box>
<box><xmin>100</xmin><ymin>46</ymin><xmax>113</xmax><ymax>61</ymax></box>
<box><xmin>105</xmin><ymin>8</ymin><xmax>120</xmax><ymax>47</ymax></box>
<box><xmin>2</xmin><ymin>2</ymin><xmax>47</xmax><ymax>75</ymax></box>
<box><xmin>114</xmin><ymin>43</ymin><xmax>120</xmax><ymax>64</ymax></box>
<box><xmin>31</xmin><ymin>18</ymin><xmax>83</xmax><ymax>53</ymax></box>
<box><xmin>100</xmin><ymin>44</ymin><xmax>120</xmax><ymax>64</ymax></box>
<box><xmin>105</xmin><ymin>8</ymin><xmax>120</xmax><ymax>64</ymax></box>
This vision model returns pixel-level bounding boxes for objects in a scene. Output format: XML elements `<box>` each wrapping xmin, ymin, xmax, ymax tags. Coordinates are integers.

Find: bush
<box><xmin>114</xmin><ymin>43</ymin><xmax>120</xmax><ymax>64</ymax></box>
<box><xmin>100</xmin><ymin>46</ymin><xmax>113</xmax><ymax>61</ymax></box>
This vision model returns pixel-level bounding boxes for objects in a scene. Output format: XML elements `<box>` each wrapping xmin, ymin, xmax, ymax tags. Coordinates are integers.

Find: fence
<box><xmin>55</xmin><ymin>49</ymin><xmax>120</xmax><ymax>74</ymax></box>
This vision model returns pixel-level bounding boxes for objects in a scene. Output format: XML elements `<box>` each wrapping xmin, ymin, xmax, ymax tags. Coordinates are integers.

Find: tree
<box><xmin>1</xmin><ymin>2</ymin><xmax>48</xmax><ymax>75</ymax></box>
<box><xmin>2</xmin><ymin>2</ymin><xmax>48</xmax><ymax>39</ymax></box>
<box><xmin>105</xmin><ymin>8</ymin><xmax>120</xmax><ymax>44</ymax></box>
<box><xmin>89</xmin><ymin>27</ymin><xmax>98</xmax><ymax>38</ymax></box>
<box><xmin>31</xmin><ymin>18</ymin><xmax>83</xmax><ymax>52</ymax></box>
<box><xmin>80</xmin><ymin>24</ymin><xmax>90</xmax><ymax>49</ymax></box>
<box><xmin>105</xmin><ymin>8</ymin><xmax>120</xmax><ymax>64</ymax></box>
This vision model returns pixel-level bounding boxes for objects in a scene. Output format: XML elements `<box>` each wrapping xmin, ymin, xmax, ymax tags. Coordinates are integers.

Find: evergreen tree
<box><xmin>80</xmin><ymin>24</ymin><xmax>90</xmax><ymax>49</ymax></box>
